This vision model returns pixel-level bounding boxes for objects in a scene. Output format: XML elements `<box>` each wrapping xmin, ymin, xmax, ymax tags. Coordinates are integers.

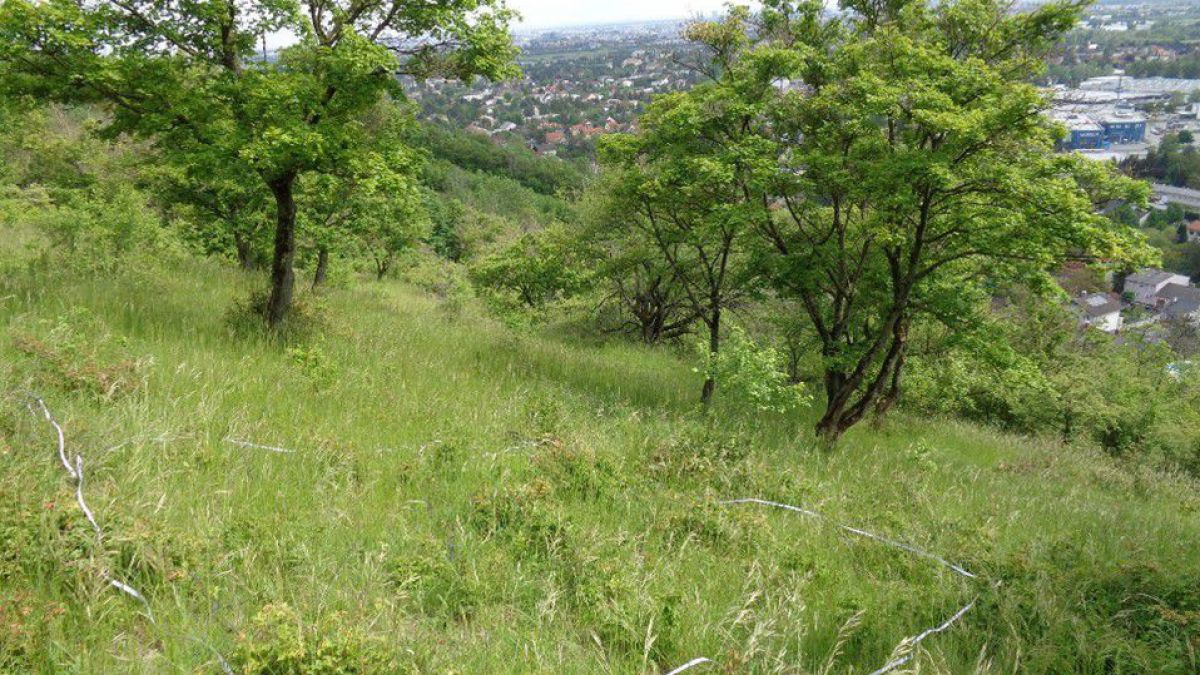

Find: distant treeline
<box><xmin>1126</xmin><ymin>54</ymin><xmax>1200</xmax><ymax>80</ymax></box>
<box><xmin>413</xmin><ymin>123</ymin><xmax>588</xmax><ymax>197</ymax></box>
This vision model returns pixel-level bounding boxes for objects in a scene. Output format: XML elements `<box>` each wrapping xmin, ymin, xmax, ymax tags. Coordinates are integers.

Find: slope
<box><xmin>0</xmin><ymin>251</ymin><xmax>1198</xmax><ymax>673</ymax></box>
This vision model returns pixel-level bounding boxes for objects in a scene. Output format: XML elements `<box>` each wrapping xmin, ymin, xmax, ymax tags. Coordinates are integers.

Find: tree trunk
<box><xmin>815</xmin><ymin>370</ymin><xmax>850</xmax><ymax>442</ymax></box>
<box><xmin>313</xmin><ymin>246</ymin><xmax>329</xmax><ymax>288</ymax></box>
<box><xmin>234</xmin><ymin>232</ymin><xmax>255</xmax><ymax>270</ymax></box>
<box><xmin>265</xmin><ymin>173</ymin><xmax>298</xmax><ymax>329</ymax></box>
<box><xmin>376</xmin><ymin>254</ymin><xmax>392</xmax><ymax>281</ymax></box>
<box><xmin>816</xmin><ymin>316</ymin><xmax>911</xmax><ymax>443</ymax></box>
<box><xmin>871</xmin><ymin>321</ymin><xmax>910</xmax><ymax>427</ymax></box>
<box><xmin>700</xmin><ymin>308</ymin><xmax>720</xmax><ymax>407</ymax></box>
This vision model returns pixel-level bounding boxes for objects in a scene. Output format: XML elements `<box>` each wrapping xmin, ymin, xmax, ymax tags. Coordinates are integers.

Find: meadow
<box><xmin>1</xmin><ymin>244</ymin><xmax>1199</xmax><ymax>673</ymax></box>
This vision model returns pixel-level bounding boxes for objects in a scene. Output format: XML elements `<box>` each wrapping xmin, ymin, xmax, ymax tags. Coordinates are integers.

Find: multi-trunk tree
<box><xmin>598</xmin><ymin>0</ymin><xmax>1150</xmax><ymax>439</ymax></box>
<box><xmin>757</xmin><ymin>0</ymin><xmax>1150</xmax><ymax>440</ymax></box>
<box><xmin>597</xmin><ymin>9</ymin><xmax>774</xmax><ymax>405</ymax></box>
<box><xmin>0</xmin><ymin>0</ymin><xmax>517</xmax><ymax>327</ymax></box>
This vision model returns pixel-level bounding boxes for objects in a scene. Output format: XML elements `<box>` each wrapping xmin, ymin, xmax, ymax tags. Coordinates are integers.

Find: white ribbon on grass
<box><xmin>674</xmin><ymin>497</ymin><xmax>980</xmax><ymax>675</ymax></box>
<box><xmin>29</xmin><ymin>396</ymin><xmax>76</xmax><ymax>479</ymax></box>
<box><xmin>870</xmin><ymin>599</ymin><xmax>977</xmax><ymax>675</ymax></box>
<box><xmin>74</xmin><ymin>455</ymin><xmax>103</xmax><ymax>542</ymax></box>
<box><xmin>25</xmin><ymin>398</ymin><xmax>244</xmax><ymax>671</ymax></box>
<box><xmin>721</xmin><ymin>498</ymin><xmax>976</xmax><ymax>579</ymax></box>
<box><xmin>665</xmin><ymin>657</ymin><xmax>713</xmax><ymax>674</ymax></box>
<box><xmin>223</xmin><ymin>438</ymin><xmax>297</xmax><ymax>454</ymax></box>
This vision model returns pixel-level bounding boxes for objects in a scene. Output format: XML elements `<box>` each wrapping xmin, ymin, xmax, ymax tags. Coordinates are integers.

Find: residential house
<box><xmin>1125</xmin><ymin>269</ymin><xmax>1192</xmax><ymax>305</ymax></box>
<box><xmin>1073</xmin><ymin>292</ymin><xmax>1124</xmax><ymax>333</ymax></box>
<box><xmin>1187</xmin><ymin>220</ymin><xmax>1200</xmax><ymax>244</ymax></box>
<box><xmin>1155</xmin><ymin>283</ymin><xmax>1200</xmax><ymax>324</ymax></box>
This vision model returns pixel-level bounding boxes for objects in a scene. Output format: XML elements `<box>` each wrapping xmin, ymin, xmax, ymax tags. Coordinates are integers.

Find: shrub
<box><xmin>397</xmin><ymin>251</ymin><xmax>475</xmax><ymax>313</ymax></box>
<box><xmin>697</xmin><ymin>325</ymin><xmax>810</xmax><ymax>414</ymax></box>
<box><xmin>233</xmin><ymin>604</ymin><xmax>396</xmax><ymax>673</ymax></box>
<box><xmin>384</xmin><ymin>544</ymin><xmax>483</xmax><ymax>622</ymax></box>
<box><xmin>225</xmin><ymin>290</ymin><xmax>329</xmax><ymax>341</ymax></box>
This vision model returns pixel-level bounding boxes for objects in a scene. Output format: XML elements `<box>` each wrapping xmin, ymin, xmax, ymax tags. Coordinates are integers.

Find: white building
<box><xmin>1125</xmin><ymin>269</ymin><xmax>1192</xmax><ymax>306</ymax></box>
<box><xmin>1073</xmin><ymin>292</ymin><xmax>1124</xmax><ymax>333</ymax></box>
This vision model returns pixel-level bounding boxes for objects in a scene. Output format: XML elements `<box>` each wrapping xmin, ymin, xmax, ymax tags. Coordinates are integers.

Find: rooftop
<box><xmin>1159</xmin><ymin>283</ymin><xmax>1200</xmax><ymax>319</ymax></box>
<box><xmin>1073</xmin><ymin>292</ymin><xmax>1122</xmax><ymax>318</ymax></box>
<box><xmin>1128</xmin><ymin>269</ymin><xmax>1183</xmax><ymax>286</ymax></box>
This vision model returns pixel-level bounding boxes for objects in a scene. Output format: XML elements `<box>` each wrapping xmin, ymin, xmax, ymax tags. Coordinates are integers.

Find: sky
<box><xmin>507</xmin><ymin>0</ymin><xmax>738</xmax><ymax>29</ymax></box>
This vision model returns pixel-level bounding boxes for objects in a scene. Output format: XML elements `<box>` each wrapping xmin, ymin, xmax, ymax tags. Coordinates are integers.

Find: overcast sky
<box><xmin>508</xmin><ymin>0</ymin><xmax>737</xmax><ymax>29</ymax></box>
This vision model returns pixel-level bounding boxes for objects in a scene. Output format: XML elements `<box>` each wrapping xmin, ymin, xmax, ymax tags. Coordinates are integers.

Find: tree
<box><xmin>0</xmin><ymin>0</ymin><xmax>517</xmax><ymax>327</ymax></box>
<box><xmin>599</xmin><ymin>247</ymin><xmax>698</xmax><ymax>344</ymax></box>
<box><xmin>580</xmin><ymin>178</ymin><xmax>698</xmax><ymax>344</ymax></box>
<box><xmin>153</xmin><ymin>156</ymin><xmax>271</xmax><ymax>270</ymax></box>
<box><xmin>470</xmin><ymin>223</ymin><xmax>591</xmax><ymax>311</ymax></box>
<box><xmin>296</xmin><ymin>100</ymin><xmax>420</xmax><ymax>287</ymax></box>
<box><xmin>762</xmin><ymin>0</ymin><xmax>1151</xmax><ymax>440</ymax></box>
<box><xmin>602</xmin><ymin>0</ymin><xmax>1150</xmax><ymax>440</ymax></box>
<box><xmin>596</xmin><ymin>9</ymin><xmax>771</xmax><ymax>405</ymax></box>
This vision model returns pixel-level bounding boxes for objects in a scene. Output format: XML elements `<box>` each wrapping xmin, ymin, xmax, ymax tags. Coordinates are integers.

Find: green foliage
<box><xmin>11</xmin><ymin>309</ymin><xmax>148</xmax><ymax>401</ymax></box>
<box><xmin>1123</xmin><ymin>132</ymin><xmax>1200</xmax><ymax>189</ymax></box>
<box><xmin>470</xmin><ymin>223</ymin><xmax>594</xmax><ymax>315</ymax></box>
<box><xmin>398</xmin><ymin>251</ymin><xmax>476</xmax><ymax>314</ymax></box>
<box><xmin>11</xmin><ymin>183</ymin><xmax>176</xmax><ymax>272</ymax></box>
<box><xmin>0</xmin><ymin>242</ymin><xmax>1198</xmax><ymax>671</ymax></box>
<box><xmin>287</xmin><ymin>340</ymin><xmax>338</xmax><ymax>390</ymax></box>
<box><xmin>423</xmin><ymin>158</ymin><xmax>576</xmax><ymax>231</ymax></box>
<box><xmin>414</xmin><ymin>123</ymin><xmax>586</xmax><ymax>197</ymax></box>
<box><xmin>0</xmin><ymin>0</ymin><xmax>518</xmax><ymax>325</ymax></box>
<box><xmin>695</xmin><ymin>325</ymin><xmax>811</xmax><ymax>414</ymax></box>
<box><xmin>598</xmin><ymin>0</ymin><xmax>1153</xmax><ymax>437</ymax></box>
<box><xmin>904</xmin><ymin>295</ymin><xmax>1200</xmax><ymax>474</ymax></box>
<box><xmin>424</xmin><ymin>192</ymin><xmax>468</xmax><ymax>261</ymax></box>
<box><xmin>233</xmin><ymin>604</ymin><xmax>397</xmax><ymax>673</ymax></box>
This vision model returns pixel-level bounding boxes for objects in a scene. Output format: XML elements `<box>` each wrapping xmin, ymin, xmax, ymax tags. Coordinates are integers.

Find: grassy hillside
<box><xmin>1</xmin><ymin>247</ymin><xmax>1199</xmax><ymax>673</ymax></box>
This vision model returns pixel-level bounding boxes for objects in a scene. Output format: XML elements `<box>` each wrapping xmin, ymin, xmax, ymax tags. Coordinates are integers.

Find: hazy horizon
<box><xmin>507</xmin><ymin>0</ymin><xmax>746</xmax><ymax>29</ymax></box>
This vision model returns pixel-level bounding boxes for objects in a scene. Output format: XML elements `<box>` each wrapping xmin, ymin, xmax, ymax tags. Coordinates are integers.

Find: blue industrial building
<box><xmin>1053</xmin><ymin>109</ymin><xmax>1147</xmax><ymax>150</ymax></box>
<box><xmin>1055</xmin><ymin>112</ymin><xmax>1106</xmax><ymax>150</ymax></box>
<box><xmin>1098</xmin><ymin>112</ymin><xmax>1147</xmax><ymax>144</ymax></box>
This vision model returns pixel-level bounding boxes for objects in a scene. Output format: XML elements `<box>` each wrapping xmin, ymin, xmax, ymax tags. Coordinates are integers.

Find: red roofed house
<box><xmin>1187</xmin><ymin>220</ymin><xmax>1200</xmax><ymax>244</ymax></box>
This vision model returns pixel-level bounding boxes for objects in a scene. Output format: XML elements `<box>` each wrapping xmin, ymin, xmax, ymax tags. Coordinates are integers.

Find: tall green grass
<box><xmin>1</xmin><ymin>251</ymin><xmax>1198</xmax><ymax>673</ymax></box>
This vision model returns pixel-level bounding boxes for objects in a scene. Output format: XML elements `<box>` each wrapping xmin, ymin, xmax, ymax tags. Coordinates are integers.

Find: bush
<box><xmin>233</xmin><ymin>604</ymin><xmax>397</xmax><ymax>673</ymax></box>
<box><xmin>225</xmin><ymin>290</ymin><xmax>330</xmax><ymax>341</ymax></box>
<box><xmin>697</xmin><ymin>325</ymin><xmax>811</xmax><ymax>414</ymax></box>
<box><xmin>397</xmin><ymin>251</ymin><xmax>475</xmax><ymax>313</ymax></box>
<box><xmin>1</xmin><ymin>183</ymin><xmax>176</xmax><ymax>275</ymax></box>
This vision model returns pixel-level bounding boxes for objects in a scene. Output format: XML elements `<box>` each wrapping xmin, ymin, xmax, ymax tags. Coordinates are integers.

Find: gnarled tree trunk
<box><xmin>313</xmin><ymin>246</ymin><xmax>329</xmax><ymax>288</ymax></box>
<box><xmin>265</xmin><ymin>172</ymin><xmax>298</xmax><ymax>329</ymax></box>
<box><xmin>815</xmin><ymin>313</ymin><xmax>911</xmax><ymax>442</ymax></box>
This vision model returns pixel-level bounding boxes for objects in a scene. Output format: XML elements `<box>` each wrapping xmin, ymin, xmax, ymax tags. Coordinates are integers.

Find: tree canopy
<box><xmin>0</xmin><ymin>0</ymin><xmax>518</xmax><ymax>326</ymax></box>
<box><xmin>597</xmin><ymin>0</ymin><xmax>1152</xmax><ymax>439</ymax></box>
